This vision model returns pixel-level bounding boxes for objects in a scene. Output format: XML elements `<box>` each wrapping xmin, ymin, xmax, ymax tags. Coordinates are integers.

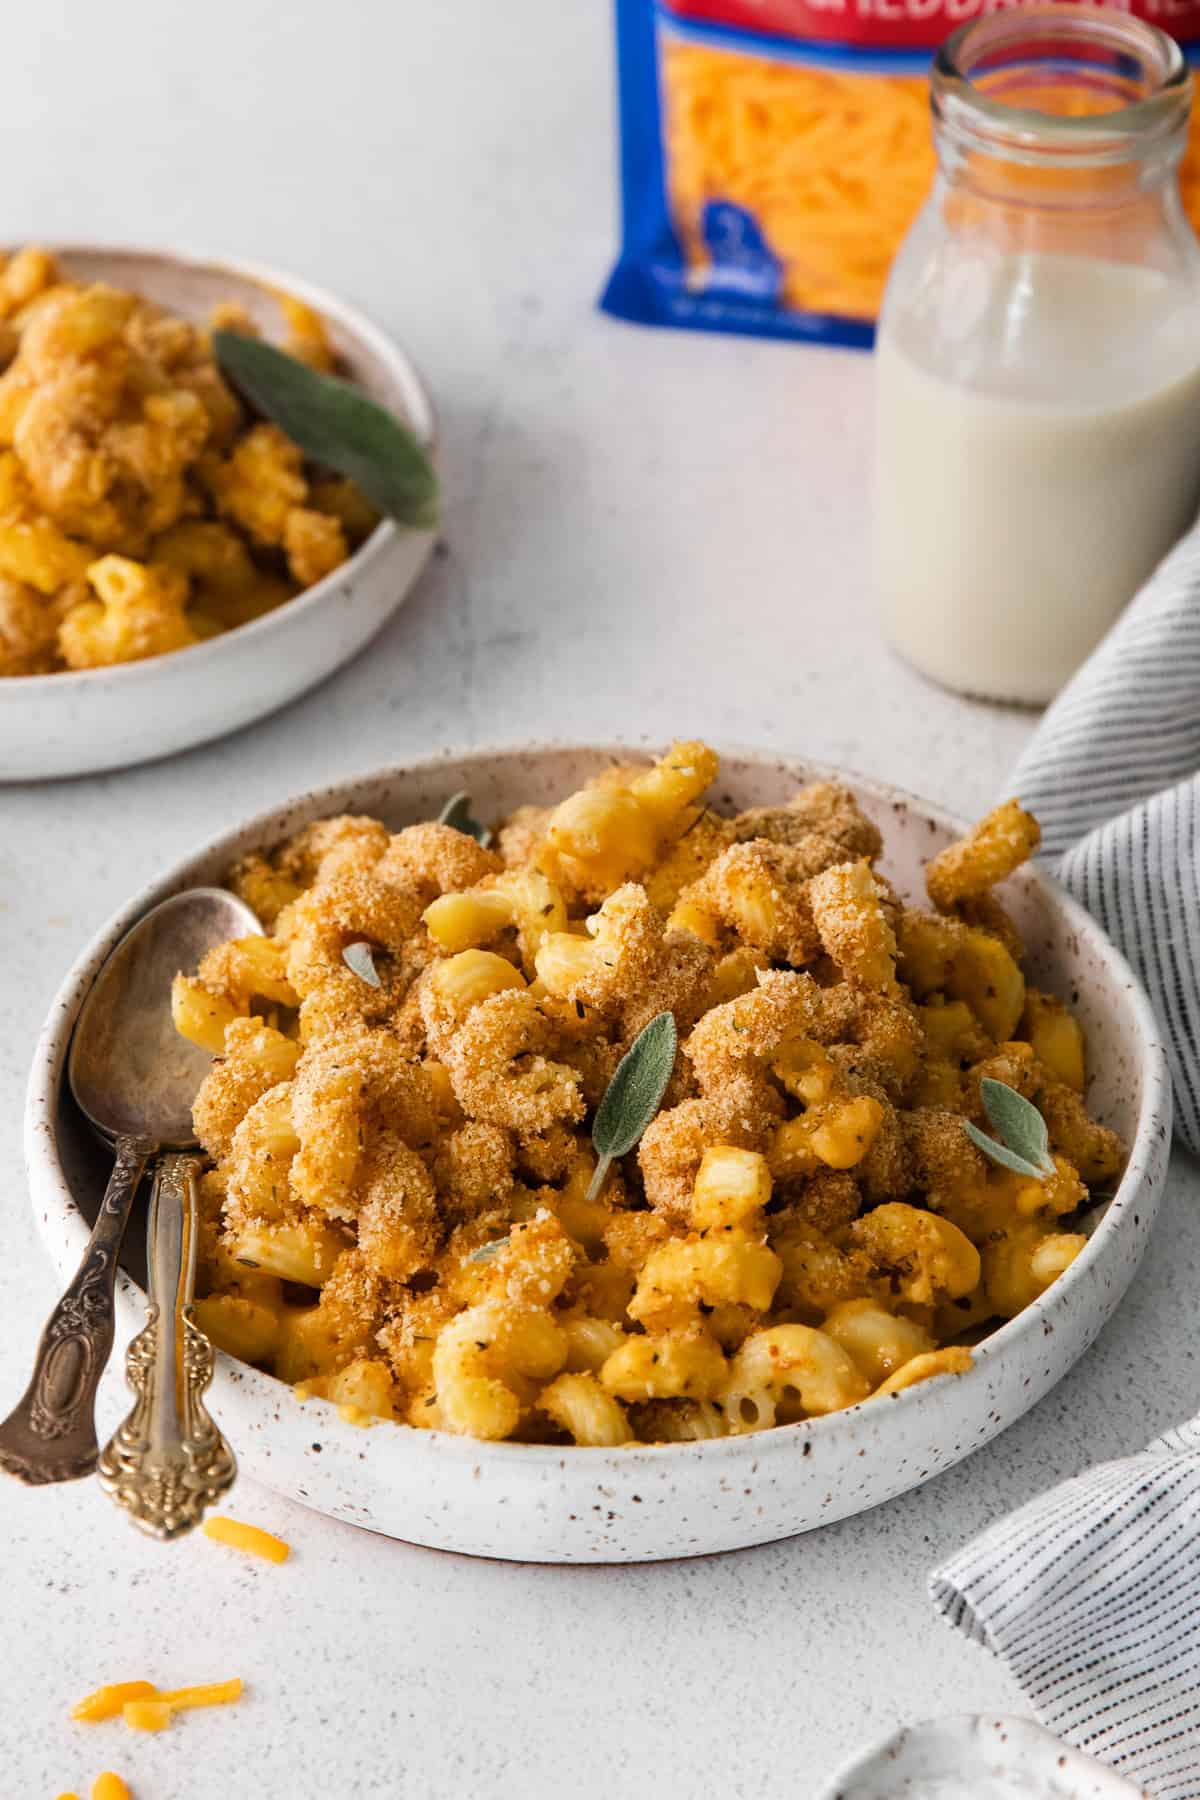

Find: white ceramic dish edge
<box><xmin>815</xmin><ymin>1714</ymin><xmax>1149</xmax><ymax>1798</ymax></box>
<box><xmin>0</xmin><ymin>243</ymin><xmax>438</xmax><ymax>782</ymax></box>
<box><xmin>24</xmin><ymin>743</ymin><xmax>1172</xmax><ymax>1562</ymax></box>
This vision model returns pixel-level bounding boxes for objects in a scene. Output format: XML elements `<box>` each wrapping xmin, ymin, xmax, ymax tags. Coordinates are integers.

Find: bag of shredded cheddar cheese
<box><xmin>601</xmin><ymin>0</ymin><xmax>1200</xmax><ymax>347</ymax></box>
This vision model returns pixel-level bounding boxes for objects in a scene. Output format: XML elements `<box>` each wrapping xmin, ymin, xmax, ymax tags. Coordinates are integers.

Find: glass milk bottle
<box><xmin>873</xmin><ymin>5</ymin><xmax>1200</xmax><ymax>704</ymax></box>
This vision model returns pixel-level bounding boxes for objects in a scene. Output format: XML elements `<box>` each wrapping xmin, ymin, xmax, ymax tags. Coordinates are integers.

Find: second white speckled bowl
<box><xmin>24</xmin><ymin>746</ymin><xmax>1171</xmax><ymax>1561</ymax></box>
<box><xmin>0</xmin><ymin>244</ymin><xmax>437</xmax><ymax>781</ymax></box>
<box><xmin>816</xmin><ymin>1714</ymin><xmax>1147</xmax><ymax>1797</ymax></box>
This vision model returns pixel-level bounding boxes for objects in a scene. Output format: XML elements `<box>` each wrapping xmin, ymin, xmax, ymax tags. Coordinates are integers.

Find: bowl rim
<box><xmin>815</xmin><ymin>1713</ymin><xmax>1148</xmax><ymax>1799</ymax></box>
<box><xmin>23</xmin><ymin>740</ymin><xmax>1172</xmax><ymax>1470</ymax></box>
<box><xmin>0</xmin><ymin>240</ymin><xmax>437</xmax><ymax>694</ymax></box>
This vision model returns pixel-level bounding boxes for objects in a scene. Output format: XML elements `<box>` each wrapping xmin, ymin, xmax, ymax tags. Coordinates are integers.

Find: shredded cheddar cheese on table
<box><xmin>91</xmin><ymin>1778</ymin><xmax>130</xmax><ymax>1800</ymax></box>
<box><xmin>203</xmin><ymin>1513</ymin><xmax>291</xmax><ymax>1562</ymax></box>
<box><xmin>122</xmin><ymin>1699</ymin><xmax>172</xmax><ymax>1732</ymax></box>
<box><xmin>72</xmin><ymin>1675</ymin><xmax>244</xmax><ymax>1733</ymax></box>
<box><xmin>157</xmin><ymin>1678</ymin><xmax>244</xmax><ymax>1714</ymax></box>
<box><xmin>71</xmin><ymin>1683</ymin><xmax>156</xmax><ymax>1723</ymax></box>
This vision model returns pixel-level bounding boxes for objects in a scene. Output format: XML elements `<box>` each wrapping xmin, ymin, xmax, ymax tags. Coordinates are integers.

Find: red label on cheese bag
<box><xmin>665</xmin><ymin>0</ymin><xmax>1200</xmax><ymax>51</ymax></box>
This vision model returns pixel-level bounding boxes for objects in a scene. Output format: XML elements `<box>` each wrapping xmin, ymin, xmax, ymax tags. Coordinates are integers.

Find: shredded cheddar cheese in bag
<box><xmin>602</xmin><ymin>0</ymin><xmax>1200</xmax><ymax>344</ymax></box>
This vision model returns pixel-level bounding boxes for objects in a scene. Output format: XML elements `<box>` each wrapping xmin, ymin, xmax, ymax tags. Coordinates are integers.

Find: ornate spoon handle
<box><xmin>0</xmin><ymin>1134</ymin><xmax>150</xmax><ymax>1485</ymax></box>
<box><xmin>98</xmin><ymin>1152</ymin><xmax>236</xmax><ymax>1539</ymax></box>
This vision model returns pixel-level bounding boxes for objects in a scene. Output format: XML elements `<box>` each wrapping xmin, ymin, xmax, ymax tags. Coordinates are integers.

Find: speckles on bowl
<box><xmin>818</xmin><ymin>1713</ymin><xmax>1147</xmax><ymax>1798</ymax></box>
<box><xmin>21</xmin><ymin>745</ymin><xmax>1171</xmax><ymax>1563</ymax></box>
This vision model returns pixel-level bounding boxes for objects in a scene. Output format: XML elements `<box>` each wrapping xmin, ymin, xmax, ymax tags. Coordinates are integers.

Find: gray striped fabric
<box><xmin>931</xmin><ymin>528</ymin><xmax>1200</xmax><ymax>1797</ymax></box>
<box><xmin>1009</xmin><ymin>523</ymin><xmax>1200</xmax><ymax>1152</ymax></box>
<box><xmin>931</xmin><ymin>1428</ymin><xmax>1200</xmax><ymax>1800</ymax></box>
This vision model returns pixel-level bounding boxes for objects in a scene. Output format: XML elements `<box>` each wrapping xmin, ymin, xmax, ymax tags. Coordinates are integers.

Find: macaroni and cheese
<box><xmin>174</xmin><ymin>744</ymin><xmax>1124</xmax><ymax>1445</ymax></box>
<box><xmin>0</xmin><ymin>246</ymin><xmax>377</xmax><ymax>675</ymax></box>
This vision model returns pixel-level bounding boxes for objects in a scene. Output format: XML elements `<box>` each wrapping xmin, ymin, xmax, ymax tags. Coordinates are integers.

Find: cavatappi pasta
<box><xmin>659</xmin><ymin>37</ymin><xmax>1200</xmax><ymax>323</ymax></box>
<box><xmin>174</xmin><ymin>743</ymin><xmax>1124</xmax><ymax>1446</ymax></box>
<box><xmin>0</xmin><ymin>246</ymin><xmax>378</xmax><ymax>676</ymax></box>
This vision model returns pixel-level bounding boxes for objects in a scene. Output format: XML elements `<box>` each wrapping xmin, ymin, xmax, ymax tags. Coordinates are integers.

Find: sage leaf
<box><xmin>587</xmin><ymin>1011</ymin><xmax>678</xmax><ymax>1203</ymax></box>
<box><xmin>469</xmin><ymin>1236</ymin><xmax>509</xmax><ymax>1264</ymax></box>
<box><xmin>343</xmin><ymin>941</ymin><xmax>382</xmax><ymax>989</ymax></box>
<box><xmin>963</xmin><ymin>1122</ymin><xmax>1046</xmax><ymax>1181</ymax></box>
<box><xmin>438</xmin><ymin>791</ymin><xmax>493</xmax><ymax>848</ymax></box>
<box><xmin>964</xmin><ymin>1077</ymin><xmax>1055</xmax><ymax>1181</ymax></box>
<box><xmin>982</xmin><ymin>1077</ymin><xmax>1055</xmax><ymax>1172</ymax></box>
<box><xmin>213</xmin><ymin>330</ymin><xmax>440</xmax><ymax>529</ymax></box>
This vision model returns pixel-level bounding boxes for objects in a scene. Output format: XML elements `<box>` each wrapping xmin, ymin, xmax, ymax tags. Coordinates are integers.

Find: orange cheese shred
<box><xmin>203</xmin><ymin>1513</ymin><xmax>290</xmax><ymax>1563</ymax></box>
<box><xmin>71</xmin><ymin>1682</ymin><xmax>156</xmax><ymax>1724</ymax></box>
<box><xmin>157</xmin><ymin>1677</ymin><xmax>244</xmax><ymax>1713</ymax></box>
<box><xmin>123</xmin><ymin>1699</ymin><xmax>173</xmax><ymax>1732</ymax></box>
<box><xmin>71</xmin><ymin>1674</ymin><xmax>244</xmax><ymax>1737</ymax></box>
<box><xmin>91</xmin><ymin>1777</ymin><xmax>130</xmax><ymax>1800</ymax></box>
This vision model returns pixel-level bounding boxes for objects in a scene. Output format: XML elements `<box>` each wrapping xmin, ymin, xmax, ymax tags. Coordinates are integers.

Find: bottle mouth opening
<box><xmin>933</xmin><ymin>3</ymin><xmax>1190</xmax><ymax>165</ymax></box>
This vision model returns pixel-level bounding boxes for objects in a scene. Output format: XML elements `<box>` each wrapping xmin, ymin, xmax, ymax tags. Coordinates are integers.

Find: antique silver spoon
<box><xmin>0</xmin><ymin>888</ymin><xmax>256</xmax><ymax>1531</ymax></box>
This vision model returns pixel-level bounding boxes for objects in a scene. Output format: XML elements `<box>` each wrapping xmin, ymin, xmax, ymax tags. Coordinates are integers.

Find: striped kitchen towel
<box><xmin>1009</xmin><ymin>522</ymin><xmax>1200</xmax><ymax>1153</ymax></box>
<box><xmin>930</xmin><ymin>525</ymin><xmax>1200</xmax><ymax>1800</ymax></box>
<box><xmin>930</xmin><ymin>1421</ymin><xmax>1200</xmax><ymax>1800</ymax></box>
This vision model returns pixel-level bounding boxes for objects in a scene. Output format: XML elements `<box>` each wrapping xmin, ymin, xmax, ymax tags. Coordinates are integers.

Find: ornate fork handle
<box><xmin>98</xmin><ymin>1152</ymin><xmax>235</xmax><ymax>1539</ymax></box>
<box><xmin>0</xmin><ymin>1134</ymin><xmax>150</xmax><ymax>1485</ymax></box>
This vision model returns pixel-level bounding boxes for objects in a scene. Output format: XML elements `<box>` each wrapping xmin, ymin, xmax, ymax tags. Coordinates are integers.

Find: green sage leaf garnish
<box><xmin>469</xmin><ymin>1236</ymin><xmax>509</xmax><ymax>1264</ymax></box>
<box><xmin>964</xmin><ymin>1077</ymin><xmax>1054</xmax><ymax>1181</ymax></box>
<box><xmin>343</xmin><ymin>941</ymin><xmax>382</xmax><ymax>989</ymax></box>
<box><xmin>213</xmin><ymin>330</ymin><xmax>440</xmax><ymax>529</ymax></box>
<box><xmin>438</xmin><ymin>791</ymin><xmax>493</xmax><ymax>848</ymax></box>
<box><xmin>587</xmin><ymin>1011</ymin><xmax>678</xmax><ymax>1203</ymax></box>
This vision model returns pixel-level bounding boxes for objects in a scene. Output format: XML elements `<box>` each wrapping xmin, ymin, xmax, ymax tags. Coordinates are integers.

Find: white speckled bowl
<box><xmin>817</xmin><ymin>1715</ymin><xmax>1147</xmax><ymax>1797</ymax></box>
<box><xmin>0</xmin><ymin>245</ymin><xmax>436</xmax><ymax>782</ymax></box>
<box><xmin>24</xmin><ymin>746</ymin><xmax>1171</xmax><ymax>1562</ymax></box>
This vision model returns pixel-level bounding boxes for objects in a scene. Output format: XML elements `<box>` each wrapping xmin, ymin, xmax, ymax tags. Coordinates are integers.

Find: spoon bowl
<box><xmin>68</xmin><ymin>888</ymin><xmax>259</xmax><ymax>1147</ymax></box>
<box><xmin>0</xmin><ymin>885</ymin><xmax>256</xmax><ymax>1491</ymax></box>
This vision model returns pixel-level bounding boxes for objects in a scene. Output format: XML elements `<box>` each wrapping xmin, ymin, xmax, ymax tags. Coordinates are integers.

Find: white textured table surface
<box><xmin>3</xmin><ymin>4</ymin><xmax>1198</xmax><ymax>1796</ymax></box>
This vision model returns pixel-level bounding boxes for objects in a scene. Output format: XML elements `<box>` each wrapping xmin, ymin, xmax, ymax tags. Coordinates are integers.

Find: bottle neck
<box><xmin>932</xmin><ymin>5</ymin><xmax>1191</xmax><ymax>212</ymax></box>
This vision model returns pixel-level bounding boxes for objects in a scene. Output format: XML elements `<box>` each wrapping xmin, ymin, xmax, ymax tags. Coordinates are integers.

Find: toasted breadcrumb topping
<box><xmin>173</xmin><ymin>743</ymin><xmax>1124</xmax><ymax>1446</ymax></box>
